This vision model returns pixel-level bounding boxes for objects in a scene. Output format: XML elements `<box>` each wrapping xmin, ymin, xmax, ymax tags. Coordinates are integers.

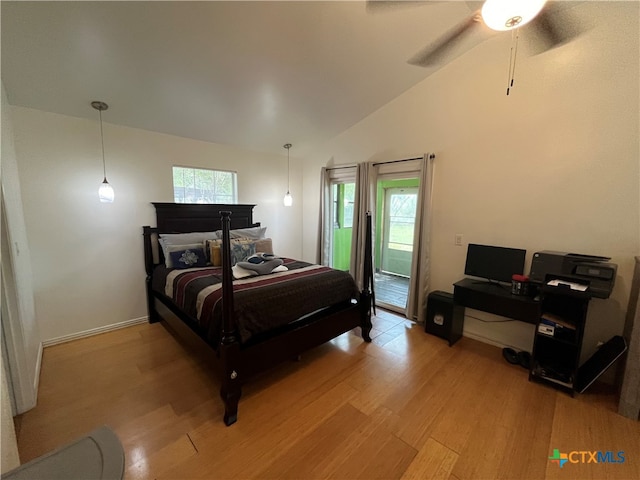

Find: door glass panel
<box><xmin>331</xmin><ymin>182</ymin><xmax>355</xmax><ymax>271</ymax></box>
<box><xmin>381</xmin><ymin>188</ymin><xmax>417</xmax><ymax>275</ymax></box>
<box><xmin>377</xmin><ymin>186</ymin><xmax>418</xmax><ymax>311</ymax></box>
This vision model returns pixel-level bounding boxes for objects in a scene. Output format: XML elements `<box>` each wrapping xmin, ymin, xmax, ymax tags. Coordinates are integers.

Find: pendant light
<box><xmin>92</xmin><ymin>100</ymin><xmax>115</xmax><ymax>203</ymax></box>
<box><xmin>283</xmin><ymin>143</ymin><xmax>292</xmax><ymax>207</ymax></box>
<box><xmin>481</xmin><ymin>0</ymin><xmax>547</xmax><ymax>31</ymax></box>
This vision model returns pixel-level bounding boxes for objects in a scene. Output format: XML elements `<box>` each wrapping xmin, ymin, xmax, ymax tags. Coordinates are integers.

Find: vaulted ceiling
<box><xmin>1</xmin><ymin>1</ymin><xmax>587</xmax><ymax>155</ymax></box>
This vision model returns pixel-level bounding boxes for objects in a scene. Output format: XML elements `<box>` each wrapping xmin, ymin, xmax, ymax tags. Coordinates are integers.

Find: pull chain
<box><xmin>506</xmin><ymin>30</ymin><xmax>520</xmax><ymax>96</ymax></box>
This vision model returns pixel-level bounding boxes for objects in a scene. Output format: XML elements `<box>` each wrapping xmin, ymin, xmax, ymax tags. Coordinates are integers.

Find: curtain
<box><xmin>320</xmin><ymin>155</ymin><xmax>434</xmax><ymax>321</ymax></box>
<box><xmin>317</xmin><ymin>167</ymin><xmax>332</xmax><ymax>265</ymax></box>
<box><xmin>350</xmin><ymin>162</ymin><xmax>378</xmax><ymax>290</ymax></box>
<box><xmin>405</xmin><ymin>154</ymin><xmax>435</xmax><ymax>323</ymax></box>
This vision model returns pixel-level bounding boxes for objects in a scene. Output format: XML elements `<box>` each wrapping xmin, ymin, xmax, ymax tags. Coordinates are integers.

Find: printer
<box><xmin>529</xmin><ymin>251</ymin><xmax>617</xmax><ymax>299</ymax></box>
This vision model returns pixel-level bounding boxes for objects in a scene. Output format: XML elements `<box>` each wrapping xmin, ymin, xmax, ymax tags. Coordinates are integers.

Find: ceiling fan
<box><xmin>402</xmin><ymin>0</ymin><xmax>585</xmax><ymax>68</ymax></box>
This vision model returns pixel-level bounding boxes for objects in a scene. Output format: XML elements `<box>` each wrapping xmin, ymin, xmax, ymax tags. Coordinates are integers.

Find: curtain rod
<box><xmin>326</xmin><ymin>154</ymin><xmax>435</xmax><ymax>171</ymax></box>
<box><xmin>325</xmin><ymin>165</ymin><xmax>357</xmax><ymax>171</ymax></box>
<box><xmin>372</xmin><ymin>154</ymin><xmax>435</xmax><ymax>167</ymax></box>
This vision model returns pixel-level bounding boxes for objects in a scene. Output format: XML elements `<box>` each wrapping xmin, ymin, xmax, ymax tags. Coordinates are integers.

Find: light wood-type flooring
<box><xmin>15</xmin><ymin>310</ymin><xmax>640</xmax><ymax>479</ymax></box>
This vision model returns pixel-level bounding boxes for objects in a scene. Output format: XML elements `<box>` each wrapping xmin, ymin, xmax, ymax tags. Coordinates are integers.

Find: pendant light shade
<box><xmin>481</xmin><ymin>0</ymin><xmax>547</xmax><ymax>31</ymax></box>
<box><xmin>92</xmin><ymin>100</ymin><xmax>114</xmax><ymax>203</ymax></box>
<box><xmin>283</xmin><ymin>143</ymin><xmax>292</xmax><ymax>207</ymax></box>
<box><xmin>99</xmin><ymin>179</ymin><xmax>115</xmax><ymax>203</ymax></box>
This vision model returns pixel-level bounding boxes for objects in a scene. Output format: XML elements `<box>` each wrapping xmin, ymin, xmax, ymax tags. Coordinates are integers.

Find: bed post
<box><xmin>360</xmin><ymin>212</ymin><xmax>374</xmax><ymax>342</ymax></box>
<box><xmin>218</xmin><ymin>211</ymin><xmax>242</xmax><ymax>426</ymax></box>
<box><xmin>142</xmin><ymin>226</ymin><xmax>160</xmax><ymax>323</ymax></box>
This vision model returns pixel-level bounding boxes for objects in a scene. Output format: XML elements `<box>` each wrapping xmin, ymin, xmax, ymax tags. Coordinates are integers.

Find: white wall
<box><xmin>301</xmin><ymin>2</ymin><xmax>640</xmax><ymax>357</ymax></box>
<box><xmin>1</xmin><ymin>81</ymin><xmax>41</xmax><ymax>413</ymax></box>
<box><xmin>10</xmin><ymin>107</ymin><xmax>302</xmax><ymax>341</ymax></box>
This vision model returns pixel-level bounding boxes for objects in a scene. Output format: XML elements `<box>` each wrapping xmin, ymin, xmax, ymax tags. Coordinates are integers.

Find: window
<box><xmin>330</xmin><ymin>181</ymin><xmax>355</xmax><ymax>271</ymax></box>
<box><xmin>172</xmin><ymin>166</ymin><xmax>237</xmax><ymax>204</ymax></box>
<box><xmin>331</xmin><ymin>183</ymin><xmax>355</xmax><ymax>229</ymax></box>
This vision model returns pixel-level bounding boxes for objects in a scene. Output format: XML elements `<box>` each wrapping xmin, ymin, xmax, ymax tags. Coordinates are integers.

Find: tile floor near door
<box><xmin>353</xmin><ymin>308</ymin><xmax>415</xmax><ymax>347</ymax></box>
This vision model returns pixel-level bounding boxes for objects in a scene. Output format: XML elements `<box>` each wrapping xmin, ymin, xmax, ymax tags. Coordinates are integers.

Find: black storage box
<box><xmin>425</xmin><ymin>291</ymin><xmax>464</xmax><ymax>346</ymax></box>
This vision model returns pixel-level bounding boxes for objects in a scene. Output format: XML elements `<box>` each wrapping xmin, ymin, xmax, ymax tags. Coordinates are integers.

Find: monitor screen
<box><xmin>464</xmin><ymin>244</ymin><xmax>526</xmax><ymax>283</ymax></box>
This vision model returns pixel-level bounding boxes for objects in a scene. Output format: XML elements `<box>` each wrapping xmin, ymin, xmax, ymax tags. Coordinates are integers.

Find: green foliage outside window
<box><xmin>173</xmin><ymin>166</ymin><xmax>237</xmax><ymax>204</ymax></box>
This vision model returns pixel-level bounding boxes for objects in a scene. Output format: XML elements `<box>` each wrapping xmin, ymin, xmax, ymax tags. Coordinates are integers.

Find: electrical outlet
<box><xmin>455</xmin><ymin>234</ymin><xmax>463</xmax><ymax>246</ymax></box>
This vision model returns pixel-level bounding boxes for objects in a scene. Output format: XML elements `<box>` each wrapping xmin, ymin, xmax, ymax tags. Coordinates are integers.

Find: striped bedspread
<box><xmin>154</xmin><ymin>258</ymin><xmax>359</xmax><ymax>345</ymax></box>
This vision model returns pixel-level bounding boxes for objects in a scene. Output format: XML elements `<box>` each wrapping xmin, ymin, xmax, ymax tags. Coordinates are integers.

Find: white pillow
<box><xmin>215</xmin><ymin>226</ymin><xmax>267</xmax><ymax>240</ymax></box>
<box><xmin>159</xmin><ymin>231</ymin><xmax>218</xmax><ymax>245</ymax></box>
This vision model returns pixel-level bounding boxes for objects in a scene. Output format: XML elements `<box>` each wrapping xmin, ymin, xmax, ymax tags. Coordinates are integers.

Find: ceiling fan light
<box><xmin>481</xmin><ymin>0</ymin><xmax>547</xmax><ymax>31</ymax></box>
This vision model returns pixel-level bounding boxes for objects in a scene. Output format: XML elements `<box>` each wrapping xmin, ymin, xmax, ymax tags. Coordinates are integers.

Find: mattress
<box><xmin>152</xmin><ymin>258</ymin><xmax>359</xmax><ymax>345</ymax></box>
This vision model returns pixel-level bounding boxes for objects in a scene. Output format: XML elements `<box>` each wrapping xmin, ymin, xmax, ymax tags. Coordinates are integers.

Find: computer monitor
<box><xmin>464</xmin><ymin>243</ymin><xmax>526</xmax><ymax>284</ymax></box>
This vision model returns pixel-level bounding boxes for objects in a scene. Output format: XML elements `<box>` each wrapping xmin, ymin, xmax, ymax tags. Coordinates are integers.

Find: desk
<box><xmin>453</xmin><ymin>278</ymin><xmax>540</xmax><ymax>324</ymax></box>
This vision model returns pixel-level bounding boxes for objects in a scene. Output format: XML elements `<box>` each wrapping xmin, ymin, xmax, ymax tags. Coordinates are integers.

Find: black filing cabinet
<box><xmin>425</xmin><ymin>291</ymin><xmax>464</xmax><ymax>346</ymax></box>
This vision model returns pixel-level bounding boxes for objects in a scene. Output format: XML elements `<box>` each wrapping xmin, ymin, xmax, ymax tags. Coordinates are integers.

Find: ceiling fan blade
<box><xmin>525</xmin><ymin>3</ymin><xmax>587</xmax><ymax>55</ymax></box>
<box><xmin>408</xmin><ymin>12</ymin><xmax>483</xmax><ymax>67</ymax></box>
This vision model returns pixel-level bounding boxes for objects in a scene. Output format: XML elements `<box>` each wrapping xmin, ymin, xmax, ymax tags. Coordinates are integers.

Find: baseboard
<box><xmin>33</xmin><ymin>341</ymin><xmax>43</xmax><ymax>393</ymax></box>
<box><xmin>42</xmin><ymin>316</ymin><xmax>148</xmax><ymax>347</ymax></box>
<box><xmin>462</xmin><ymin>330</ymin><xmax>508</xmax><ymax>349</ymax></box>
<box><xmin>462</xmin><ymin>311</ymin><xmax>535</xmax><ymax>352</ymax></box>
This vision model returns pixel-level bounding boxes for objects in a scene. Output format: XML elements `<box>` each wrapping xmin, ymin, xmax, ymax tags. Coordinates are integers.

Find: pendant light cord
<box><xmin>99</xmin><ymin>109</ymin><xmax>107</xmax><ymax>179</ymax></box>
<box><xmin>284</xmin><ymin>143</ymin><xmax>292</xmax><ymax>193</ymax></box>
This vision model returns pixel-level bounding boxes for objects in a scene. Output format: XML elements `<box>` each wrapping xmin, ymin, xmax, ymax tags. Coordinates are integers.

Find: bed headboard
<box><xmin>142</xmin><ymin>203</ymin><xmax>258</xmax><ymax>275</ymax></box>
<box><xmin>152</xmin><ymin>202</ymin><xmax>257</xmax><ymax>233</ymax></box>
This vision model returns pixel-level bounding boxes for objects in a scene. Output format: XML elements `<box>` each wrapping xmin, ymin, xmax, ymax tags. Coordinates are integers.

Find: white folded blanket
<box><xmin>232</xmin><ymin>264</ymin><xmax>288</xmax><ymax>279</ymax></box>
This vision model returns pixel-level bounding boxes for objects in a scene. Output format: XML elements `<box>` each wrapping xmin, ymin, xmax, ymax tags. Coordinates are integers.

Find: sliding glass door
<box><xmin>322</xmin><ymin>154</ymin><xmax>433</xmax><ymax>322</ymax></box>
<box><xmin>375</xmin><ymin>180</ymin><xmax>419</xmax><ymax>312</ymax></box>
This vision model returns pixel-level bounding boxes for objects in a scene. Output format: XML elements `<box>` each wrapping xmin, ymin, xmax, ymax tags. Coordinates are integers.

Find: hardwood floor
<box><xmin>16</xmin><ymin>312</ymin><xmax>640</xmax><ymax>479</ymax></box>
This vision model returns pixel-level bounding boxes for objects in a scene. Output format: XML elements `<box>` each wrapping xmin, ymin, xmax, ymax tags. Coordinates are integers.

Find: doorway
<box><xmin>375</xmin><ymin>181</ymin><xmax>419</xmax><ymax>312</ymax></box>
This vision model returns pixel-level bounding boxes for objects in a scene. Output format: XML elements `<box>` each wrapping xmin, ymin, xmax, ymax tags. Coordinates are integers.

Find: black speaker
<box><xmin>425</xmin><ymin>291</ymin><xmax>464</xmax><ymax>346</ymax></box>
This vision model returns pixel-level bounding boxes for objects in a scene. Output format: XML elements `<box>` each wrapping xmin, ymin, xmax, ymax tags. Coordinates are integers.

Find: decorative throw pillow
<box><xmin>169</xmin><ymin>248</ymin><xmax>207</xmax><ymax>269</ymax></box>
<box><xmin>164</xmin><ymin>242</ymin><xmax>205</xmax><ymax>268</ymax></box>
<box><xmin>205</xmin><ymin>239</ymin><xmax>222</xmax><ymax>265</ymax></box>
<box><xmin>209</xmin><ymin>243</ymin><xmax>222</xmax><ymax>266</ymax></box>
<box><xmin>159</xmin><ymin>232</ymin><xmax>217</xmax><ymax>261</ymax></box>
<box><xmin>230</xmin><ymin>242</ymin><xmax>256</xmax><ymax>266</ymax></box>
<box><xmin>253</xmin><ymin>238</ymin><xmax>273</xmax><ymax>255</ymax></box>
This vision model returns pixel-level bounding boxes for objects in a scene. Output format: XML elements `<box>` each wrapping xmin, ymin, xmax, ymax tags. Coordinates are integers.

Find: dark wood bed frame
<box><xmin>142</xmin><ymin>203</ymin><xmax>373</xmax><ymax>425</ymax></box>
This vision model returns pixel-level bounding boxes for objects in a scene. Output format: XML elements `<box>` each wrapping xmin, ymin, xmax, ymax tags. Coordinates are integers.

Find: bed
<box><xmin>142</xmin><ymin>203</ymin><xmax>373</xmax><ymax>425</ymax></box>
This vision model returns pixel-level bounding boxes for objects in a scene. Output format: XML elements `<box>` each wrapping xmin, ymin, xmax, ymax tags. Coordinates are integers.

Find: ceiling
<box><xmin>1</xmin><ymin>1</ymin><xmax>489</xmax><ymax>155</ymax></box>
<box><xmin>0</xmin><ymin>1</ymin><xmax>574</xmax><ymax>156</ymax></box>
